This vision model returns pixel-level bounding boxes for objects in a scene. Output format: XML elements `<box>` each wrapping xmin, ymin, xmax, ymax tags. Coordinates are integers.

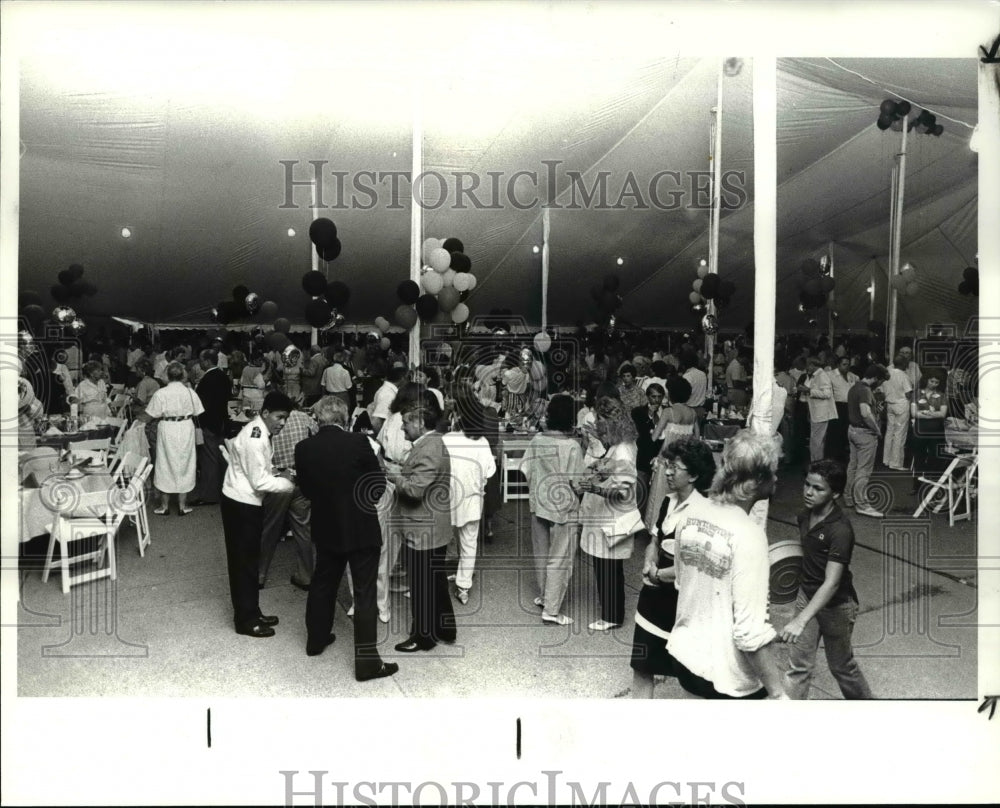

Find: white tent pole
<box><xmin>706</xmin><ymin>62</ymin><xmax>723</xmax><ymax>383</ymax></box>
<box><xmin>887</xmin><ymin>121</ymin><xmax>908</xmax><ymax>360</ymax></box>
<box><xmin>408</xmin><ymin>90</ymin><xmax>423</xmax><ymax>369</ymax></box>
<box><xmin>868</xmin><ymin>268</ymin><xmax>876</xmax><ymax>324</ymax></box>
<box><xmin>541</xmin><ymin>206</ymin><xmax>550</xmax><ymax>331</ymax></box>
<box><xmin>827</xmin><ymin>242</ymin><xmax>835</xmax><ymax>346</ymax></box>
<box><xmin>310</xmin><ymin>180</ymin><xmax>319</xmax><ymax>348</ymax></box>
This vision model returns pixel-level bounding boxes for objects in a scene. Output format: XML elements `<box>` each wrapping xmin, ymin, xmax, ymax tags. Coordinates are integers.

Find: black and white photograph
<box><xmin>2</xmin><ymin>1</ymin><xmax>998</xmax><ymax>804</ymax></box>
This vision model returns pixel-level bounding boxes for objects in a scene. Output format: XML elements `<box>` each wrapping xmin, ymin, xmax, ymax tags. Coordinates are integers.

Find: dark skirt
<box><xmin>630</xmin><ymin>562</ymin><xmax>679</xmax><ymax>676</ymax></box>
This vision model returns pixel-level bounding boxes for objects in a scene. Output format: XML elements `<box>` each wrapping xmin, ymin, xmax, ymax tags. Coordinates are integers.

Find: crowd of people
<box><xmin>16</xmin><ymin>322</ymin><xmax>978</xmax><ymax>695</ymax></box>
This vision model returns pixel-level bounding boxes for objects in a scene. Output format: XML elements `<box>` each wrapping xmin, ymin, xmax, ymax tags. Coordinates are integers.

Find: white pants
<box><xmin>883</xmin><ymin>400</ymin><xmax>909</xmax><ymax>469</ymax></box>
<box><xmin>375</xmin><ymin>484</ymin><xmax>399</xmax><ymax>617</ymax></box>
<box><xmin>453</xmin><ymin>520</ymin><xmax>479</xmax><ymax>590</ymax></box>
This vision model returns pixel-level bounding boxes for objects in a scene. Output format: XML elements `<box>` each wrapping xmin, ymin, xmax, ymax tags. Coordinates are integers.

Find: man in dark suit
<box><xmin>191</xmin><ymin>348</ymin><xmax>230</xmax><ymax>505</ymax></box>
<box><xmin>295</xmin><ymin>395</ymin><xmax>398</xmax><ymax>681</ymax></box>
<box><xmin>631</xmin><ymin>382</ymin><xmax>665</xmax><ymax>513</ymax></box>
<box><xmin>385</xmin><ymin>396</ymin><xmax>456</xmax><ymax>652</ymax></box>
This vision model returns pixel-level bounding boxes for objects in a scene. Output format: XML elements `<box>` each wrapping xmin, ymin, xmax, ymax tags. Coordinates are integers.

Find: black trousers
<box><xmin>306</xmin><ymin>543</ymin><xmax>383</xmax><ymax>678</ymax></box>
<box><xmin>220</xmin><ymin>494</ymin><xmax>265</xmax><ymax>630</ymax></box>
<box><xmin>403</xmin><ymin>543</ymin><xmax>456</xmax><ymax>645</ymax></box>
<box><xmin>589</xmin><ymin>552</ymin><xmax>625</xmax><ymax>625</ymax></box>
<box><xmin>194</xmin><ymin>428</ymin><xmax>226</xmax><ymax>504</ymax></box>
<box><xmin>828</xmin><ymin>403</ymin><xmax>850</xmax><ymax>464</ymax></box>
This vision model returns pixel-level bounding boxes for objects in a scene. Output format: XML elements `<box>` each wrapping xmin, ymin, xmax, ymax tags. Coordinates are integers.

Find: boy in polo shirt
<box><xmin>781</xmin><ymin>459</ymin><xmax>874</xmax><ymax>699</ymax></box>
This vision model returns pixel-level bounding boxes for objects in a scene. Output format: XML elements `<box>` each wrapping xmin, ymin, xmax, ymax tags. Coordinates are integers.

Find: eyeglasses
<box><xmin>664</xmin><ymin>460</ymin><xmax>689</xmax><ymax>474</ymax></box>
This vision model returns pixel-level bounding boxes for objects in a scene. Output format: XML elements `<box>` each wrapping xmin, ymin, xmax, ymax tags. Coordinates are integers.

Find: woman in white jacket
<box><xmin>442</xmin><ymin>389</ymin><xmax>497</xmax><ymax>604</ymax></box>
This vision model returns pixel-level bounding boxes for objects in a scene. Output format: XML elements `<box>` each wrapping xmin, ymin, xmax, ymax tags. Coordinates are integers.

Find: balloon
<box><xmin>67</xmin><ymin>263</ymin><xmax>85</xmax><ymax>281</ymax></box>
<box><xmin>19</xmin><ymin>290</ymin><xmax>43</xmax><ymax>308</ymax></box>
<box><xmin>442</xmin><ymin>237</ymin><xmax>465</xmax><ymax>254</ymax></box>
<box><xmin>692</xmin><ymin>279</ymin><xmax>703</xmax><ymax>293</ymax></box>
<box><xmin>395</xmin><ymin>304</ymin><xmax>418</xmax><ymax>329</ymax></box>
<box><xmin>273</xmin><ymin>317</ymin><xmax>291</xmax><ymax>334</ymax></box>
<box><xmin>700</xmin><ymin>274</ymin><xmax>720</xmax><ymax>299</ymax></box>
<box><xmin>600</xmin><ymin>290</ymin><xmax>619</xmax><ymax>311</ymax></box>
<box><xmin>533</xmin><ymin>331</ymin><xmax>552</xmax><ymax>353</ymax></box>
<box><xmin>466</xmin><ymin>274</ymin><xmax>478</xmax><ymax>290</ymax></box>
<box><xmin>58</xmin><ymin>269</ymin><xmax>74</xmax><ymax>286</ymax></box>
<box><xmin>688</xmin><ymin>291</ymin><xmax>702</xmax><ymax>304</ymax></box>
<box><xmin>22</xmin><ymin>304</ymin><xmax>45</xmax><ymax>323</ymax></box>
<box><xmin>53</xmin><ymin>306</ymin><xmax>76</xmax><ymax>324</ymax></box>
<box><xmin>452</xmin><ymin>272</ymin><xmax>472</xmax><ymax>292</ymax></box>
<box><xmin>803</xmin><ymin>278</ymin><xmax>822</xmax><ymax>295</ymax></box>
<box><xmin>450</xmin><ymin>303</ymin><xmax>470</xmax><ymax>324</ymax></box>
<box><xmin>323</xmin><ymin>310</ymin><xmax>346</xmax><ymax>330</ymax></box>
<box><xmin>868</xmin><ymin>320</ymin><xmax>885</xmax><ymax>334</ymax></box>
<box><xmin>603</xmin><ymin>274</ymin><xmax>620</xmax><ymax>292</ymax></box>
<box><xmin>429</xmin><ymin>247</ymin><xmax>452</xmax><ymax>273</ymax></box>
<box><xmin>244</xmin><ymin>292</ymin><xmax>262</xmax><ymax>315</ymax></box>
<box><xmin>51</xmin><ymin>284</ymin><xmax>70</xmax><ymax>302</ymax></box>
<box><xmin>906</xmin><ymin>282</ymin><xmax>920</xmax><ymax>296</ymax></box>
<box><xmin>876</xmin><ymin>113</ymin><xmax>894</xmax><ymax>131</ymax></box>
<box><xmin>701</xmin><ymin>314</ymin><xmax>719</xmax><ymax>335</ymax></box>
<box><xmin>380</xmin><ymin>337</ymin><xmax>391</xmax><ymax>350</ymax></box>
<box><xmin>449</xmin><ymin>252</ymin><xmax>471</xmax><ymax>272</ymax></box>
<box><xmin>397</xmin><ymin>280</ymin><xmax>420</xmax><ymax>304</ymax></box>
<box><xmin>68</xmin><ymin>318</ymin><xmax>86</xmax><ymax>336</ymax></box>
<box><xmin>963</xmin><ymin>266</ymin><xmax>978</xmax><ymax>281</ymax></box>
<box><xmin>422</xmin><ymin>237</ymin><xmax>442</xmax><ymax>263</ymax></box>
<box><xmin>696</xmin><ymin>264</ymin><xmax>709</xmax><ymax>279</ymax></box>
<box><xmin>422</xmin><ymin>271</ymin><xmax>444</xmax><ymax>295</ymax></box>
<box><xmin>441</xmin><ymin>269</ymin><xmax>456</xmax><ymax>287</ymax></box>
<box><xmin>799</xmin><ymin>259</ymin><xmax>822</xmax><ymax>280</ymax></box>
<box><xmin>374</xmin><ymin>316</ymin><xmax>391</xmax><ymax>332</ymax></box>
<box><xmin>302</xmin><ymin>271</ymin><xmax>327</xmax><ymax>296</ymax></box>
<box><xmin>308</xmin><ymin>218</ymin><xmax>338</xmax><ymax>248</ymax></box>
<box><xmin>415</xmin><ymin>293</ymin><xmax>439</xmax><ymax>321</ymax></box>
<box><xmin>819</xmin><ymin>276</ymin><xmax>835</xmax><ymax>293</ymax></box>
<box><xmin>880</xmin><ymin>99</ymin><xmax>899</xmax><ymax>117</ymax></box>
<box><xmin>900</xmin><ymin>265</ymin><xmax>917</xmax><ymax>282</ymax></box>
<box><xmin>895</xmin><ymin>101</ymin><xmax>911</xmax><ymax>117</ymax></box>
<box><xmin>305</xmin><ymin>298</ymin><xmax>332</xmax><ymax>328</ymax></box>
<box><xmin>958</xmin><ymin>279</ymin><xmax>971</xmax><ymax>295</ymax></box>
<box><xmin>260</xmin><ymin>300</ymin><xmax>279</xmax><ymax>319</ymax></box>
<box><xmin>317</xmin><ymin>238</ymin><xmax>342</xmax><ymax>262</ymax></box>
<box><xmin>437</xmin><ymin>286</ymin><xmax>461</xmax><ymax>313</ymax></box>
<box><xmin>232</xmin><ymin>284</ymin><xmax>250</xmax><ymax>301</ymax></box>
<box><xmin>326</xmin><ymin>280</ymin><xmax>351</xmax><ymax>308</ymax></box>
<box><xmin>265</xmin><ymin>331</ymin><xmax>290</xmax><ymax>351</ymax></box>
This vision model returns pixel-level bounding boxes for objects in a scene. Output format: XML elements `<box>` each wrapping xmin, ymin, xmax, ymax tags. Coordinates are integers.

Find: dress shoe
<box><xmin>306</xmin><ymin>633</ymin><xmax>336</xmax><ymax>656</ymax></box>
<box><xmin>236</xmin><ymin>623</ymin><xmax>275</xmax><ymax>638</ymax></box>
<box><xmin>290</xmin><ymin>577</ymin><xmax>310</xmax><ymax>592</ymax></box>
<box><xmin>356</xmin><ymin>662</ymin><xmax>399</xmax><ymax>682</ymax></box>
<box><xmin>378</xmin><ymin>610</ymin><xmax>390</xmax><ymax>624</ymax></box>
<box><xmin>394</xmin><ymin>637</ymin><xmax>435</xmax><ymax>653</ymax></box>
<box><xmin>257</xmin><ymin>614</ymin><xmax>279</xmax><ymax>627</ymax></box>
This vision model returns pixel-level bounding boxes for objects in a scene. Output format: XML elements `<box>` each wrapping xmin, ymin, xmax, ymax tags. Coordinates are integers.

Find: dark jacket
<box><xmin>196</xmin><ymin>365</ymin><xmax>231</xmax><ymax>435</ymax></box>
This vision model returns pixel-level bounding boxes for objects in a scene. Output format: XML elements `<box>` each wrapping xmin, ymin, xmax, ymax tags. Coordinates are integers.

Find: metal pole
<box><xmin>887</xmin><ymin>120</ymin><xmax>908</xmax><ymax>361</ymax></box>
<box><xmin>706</xmin><ymin>62</ymin><xmax>723</xmax><ymax>382</ymax></box>
<box><xmin>310</xmin><ymin>180</ymin><xmax>319</xmax><ymax>347</ymax></box>
<box><xmin>541</xmin><ymin>207</ymin><xmax>550</xmax><ymax>331</ymax></box>
<box><xmin>408</xmin><ymin>89</ymin><xmax>423</xmax><ymax>369</ymax></box>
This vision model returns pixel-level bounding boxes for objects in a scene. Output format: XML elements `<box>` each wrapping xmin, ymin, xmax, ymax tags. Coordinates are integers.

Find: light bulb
<box><xmin>121</xmin><ymin>226</ymin><xmax>132</xmax><ymax>238</ymax></box>
<box><xmin>287</xmin><ymin>228</ymin><xmax>296</xmax><ymax>237</ymax></box>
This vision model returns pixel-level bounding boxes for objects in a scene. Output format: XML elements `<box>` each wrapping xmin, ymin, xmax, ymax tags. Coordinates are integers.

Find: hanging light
<box><xmin>120</xmin><ymin>226</ymin><xmax>132</xmax><ymax>239</ymax></box>
<box><xmin>616</xmin><ymin>257</ymin><xmax>624</xmax><ymax>266</ymax></box>
<box><xmin>532</xmin><ymin>245</ymin><xmax>540</xmax><ymax>254</ymax></box>
<box><xmin>287</xmin><ymin>227</ymin><xmax>297</xmax><ymax>237</ymax></box>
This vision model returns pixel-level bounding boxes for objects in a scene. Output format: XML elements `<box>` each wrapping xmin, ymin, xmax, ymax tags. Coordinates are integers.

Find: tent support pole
<box><xmin>887</xmin><ymin>121</ymin><xmax>908</xmax><ymax>361</ymax></box>
<box><xmin>310</xmin><ymin>180</ymin><xmax>320</xmax><ymax>347</ymax></box>
<box><xmin>541</xmin><ymin>206</ymin><xmax>550</xmax><ymax>332</ymax></box>
<box><xmin>706</xmin><ymin>62</ymin><xmax>723</xmax><ymax>385</ymax></box>
<box><xmin>827</xmin><ymin>242</ymin><xmax>835</xmax><ymax>345</ymax></box>
<box><xmin>409</xmin><ymin>92</ymin><xmax>423</xmax><ymax>369</ymax></box>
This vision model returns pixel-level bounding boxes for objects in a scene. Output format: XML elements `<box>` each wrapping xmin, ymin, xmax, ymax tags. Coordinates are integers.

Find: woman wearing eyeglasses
<box><xmin>630</xmin><ymin>436</ymin><xmax>716</xmax><ymax>698</ymax></box>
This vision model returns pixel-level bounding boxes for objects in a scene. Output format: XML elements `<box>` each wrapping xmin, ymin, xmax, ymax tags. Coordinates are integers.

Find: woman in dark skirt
<box><xmin>630</xmin><ymin>435</ymin><xmax>716</xmax><ymax>698</ymax></box>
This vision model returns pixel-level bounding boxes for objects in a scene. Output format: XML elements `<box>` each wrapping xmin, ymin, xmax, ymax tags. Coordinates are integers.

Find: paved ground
<box><xmin>14</xmin><ymin>460</ymin><xmax>977</xmax><ymax>700</ymax></box>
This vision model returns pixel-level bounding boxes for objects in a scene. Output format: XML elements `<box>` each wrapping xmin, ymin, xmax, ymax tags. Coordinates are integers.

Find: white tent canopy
<box><xmin>13</xmin><ymin>5</ymin><xmax>980</xmax><ymax>334</ymax></box>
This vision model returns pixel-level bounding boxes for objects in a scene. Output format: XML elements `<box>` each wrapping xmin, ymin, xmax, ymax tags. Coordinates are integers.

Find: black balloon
<box><xmin>309</xmin><ymin>218</ymin><xmax>339</xmax><ymax>248</ymax></box>
<box><xmin>397</xmin><ymin>280</ymin><xmax>420</xmax><ymax>304</ymax></box>
<box><xmin>449</xmin><ymin>252</ymin><xmax>471</xmax><ymax>272</ymax></box>
<box><xmin>442</xmin><ymin>237</ymin><xmax>465</xmax><ymax>254</ymax></box>
<box><xmin>58</xmin><ymin>269</ymin><xmax>74</xmax><ymax>286</ymax></box>
<box><xmin>305</xmin><ymin>297</ymin><xmax>333</xmax><ymax>328</ymax></box>
<box><xmin>69</xmin><ymin>280</ymin><xmax>88</xmax><ymax>297</ymax></box>
<box><xmin>963</xmin><ymin>266</ymin><xmax>978</xmax><ymax>281</ymax></box>
<box><xmin>67</xmin><ymin>263</ymin><xmax>85</xmax><ymax>280</ymax></box>
<box><xmin>302</xmin><ymin>270</ymin><xmax>328</xmax><ymax>296</ymax></box>
<box><xmin>232</xmin><ymin>284</ymin><xmax>250</xmax><ymax>302</ymax></box>
<box><xmin>415</xmin><ymin>293</ymin><xmax>439</xmax><ymax>321</ymax></box>
<box><xmin>876</xmin><ymin>113</ymin><xmax>893</xmax><ymax>131</ymax></box>
<box><xmin>867</xmin><ymin>320</ymin><xmax>885</xmax><ymax>334</ymax></box>
<box><xmin>958</xmin><ymin>279</ymin><xmax>971</xmax><ymax>295</ymax></box>
<box><xmin>590</xmin><ymin>285</ymin><xmax>602</xmax><ymax>301</ymax></box>
<box><xmin>326</xmin><ymin>280</ymin><xmax>350</xmax><ymax>308</ymax></box>
<box><xmin>700</xmin><ymin>274</ymin><xmax>720</xmax><ymax>299</ymax></box>
<box><xmin>603</xmin><ymin>274</ymin><xmax>620</xmax><ymax>292</ymax></box>
<box><xmin>879</xmin><ymin>99</ymin><xmax>898</xmax><ymax>116</ymax></box>
<box><xmin>799</xmin><ymin>259</ymin><xmax>822</xmax><ymax>279</ymax></box>
<box><xmin>19</xmin><ymin>290</ymin><xmax>43</xmax><ymax>308</ymax></box>
<box><xmin>317</xmin><ymin>238</ymin><xmax>342</xmax><ymax>262</ymax></box>
<box><xmin>51</xmin><ymin>284</ymin><xmax>71</xmax><ymax>302</ymax></box>
<box><xmin>895</xmin><ymin>101</ymin><xmax>911</xmax><ymax>117</ymax></box>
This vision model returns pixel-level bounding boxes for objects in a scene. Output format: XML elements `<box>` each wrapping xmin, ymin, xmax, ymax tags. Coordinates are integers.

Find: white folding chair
<box><xmin>42</xmin><ymin>488</ymin><xmax>125</xmax><ymax>594</ymax></box>
<box><xmin>110</xmin><ymin>449</ymin><xmax>143</xmax><ymax>481</ymax></box>
<box><xmin>501</xmin><ymin>451</ymin><xmax>529</xmax><ymax>503</ymax></box>
<box><xmin>122</xmin><ymin>463</ymin><xmax>154</xmax><ymax>556</ymax></box>
<box><xmin>912</xmin><ymin>449</ymin><xmax>978</xmax><ymax>527</ymax></box>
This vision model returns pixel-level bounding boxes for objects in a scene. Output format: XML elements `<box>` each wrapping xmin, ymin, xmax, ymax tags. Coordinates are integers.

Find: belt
<box><xmin>161</xmin><ymin>415</ymin><xmax>193</xmax><ymax>422</ymax></box>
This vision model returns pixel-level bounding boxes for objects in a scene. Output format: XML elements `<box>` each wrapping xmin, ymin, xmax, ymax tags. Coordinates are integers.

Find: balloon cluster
<box><xmin>50</xmin><ymin>263</ymin><xmax>98</xmax><ymax>303</ymax></box>
<box><xmin>689</xmin><ymin>259</ymin><xmax>736</xmax><ymax>312</ymax></box>
<box><xmin>957</xmin><ymin>266</ymin><xmax>979</xmax><ymax>296</ymax></box>
<box><xmin>387</xmin><ymin>237</ymin><xmax>475</xmax><ymax>330</ymax></box>
<box><xmin>309</xmin><ymin>218</ymin><xmax>342</xmax><ymax>262</ymax></box>
<box><xmin>876</xmin><ymin>100</ymin><xmax>943</xmax><ymax>136</ymax></box>
<box><xmin>797</xmin><ymin>258</ymin><xmax>835</xmax><ymax>310</ymax></box>
<box><xmin>588</xmin><ymin>274</ymin><xmax>624</xmax><ymax>321</ymax></box>
<box><xmin>213</xmin><ymin>285</ymin><xmax>270</xmax><ymax>324</ymax></box>
<box><xmin>889</xmin><ymin>262</ymin><xmax>920</xmax><ymax>296</ymax></box>
<box><xmin>300</xmin><ymin>271</ymin><xmax>350</xmax><ymax>329</ymax></box>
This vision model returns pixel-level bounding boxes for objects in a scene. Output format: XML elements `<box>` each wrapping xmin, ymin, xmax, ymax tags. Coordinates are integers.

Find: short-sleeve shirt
<box><xmin>847</xmin><ymin>382</ymin><xmax>877</xmax><ymax>435</ymax></box>
<box><xmin>797</xmin><ymin>504</ymin><xmax>858</xmax><ymax>606</ymax></box>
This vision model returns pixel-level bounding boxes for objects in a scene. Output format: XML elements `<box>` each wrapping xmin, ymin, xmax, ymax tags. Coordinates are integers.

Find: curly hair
<box><xmin>662</xmin><ymin>436</ymin><xmax>716</xmax><ymax>493</ymax></box>
<box><xmin>709</xmin><ymin>429</ymin><xmax>781</xmax><ymax>505</ymax></box>
<box><xmin>594</xmin><ymin>396</ymin><xmax>638</xmax><ymax>446</ymax></box>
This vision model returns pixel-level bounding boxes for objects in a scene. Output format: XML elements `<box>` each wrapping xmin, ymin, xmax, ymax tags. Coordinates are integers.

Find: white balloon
<box><xmin>422</xmin><ymin>271</ymin><xmax>444</xmax><ymax>295</ymax></box>
<box><xmin>429</xmin><ymin>247</ymin><xmax>452</xmax><ymax>273</ymax></box>
<box><xmin>466</xmin><ymin>274</ymin><xmax>478</xmax><ymax>290</ymax></box>
<box><xmin>441</xmin><ymin>269</ymin><xmax>456</xmax><ymax>287</ymax></box>
<box><xmin>374</xmin><ymin>316</ymin><xmax>391</xmax><ymax>332</ymax></box>
<box><xmin>533</xmin><ymin>331</ymin><xmax>552</xmax><ymax>353</ymax></box>
<box><xmin>450</xmin><ymin>303</ymin><xmax>470</xmax><ymax>324</ymax></box>
<box><xmin>422</xmin><ymin>237</ymin><xmax>441</xmax><ymax>263</ymax></box>
<box><xmin>452</xmin><ymin>272</ymin><xmax>472</xmax><ymax>292</ymax></box>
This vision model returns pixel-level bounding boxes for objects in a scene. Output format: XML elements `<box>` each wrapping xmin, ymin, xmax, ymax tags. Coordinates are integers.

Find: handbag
<box><xmin>190</xmin><ymin>390</ymin><xmax>204</xmax><ymax>445</ymax></box>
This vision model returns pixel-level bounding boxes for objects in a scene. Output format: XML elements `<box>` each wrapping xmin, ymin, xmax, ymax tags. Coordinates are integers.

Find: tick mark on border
<box><xmin>207</xmin><ymin>708</ymin><xmax>212</xmax><ymax>748</ymax></box>
<box><xmin>516</xmin><ymin>717</ymin><xmax>521</xmax><ymax>759</ymax></box>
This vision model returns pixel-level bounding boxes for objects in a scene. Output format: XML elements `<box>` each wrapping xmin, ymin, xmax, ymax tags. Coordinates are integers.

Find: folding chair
<box><xmin>501</xmin><ymin>450</ymin><xmax>529</xmax><ymax>503</ymax></box>
<box><xmin>121</xmin><ymin>463</ymin><xmax>154</xmax><ymax>556</ymax></box>
<box><xmin>912</xmin><ymin>449</ymin><xmax>978</xmax><ymax>527</ymax></box>
<box><xmin>42</xmin><ymin>488</ymin><xmax>125</xmax><ymax>594</ymax></box>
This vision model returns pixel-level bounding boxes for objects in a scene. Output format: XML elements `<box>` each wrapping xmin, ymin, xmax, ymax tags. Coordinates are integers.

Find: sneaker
<box><xmin>455</xmin><ymin>586</ymin><xmax>470</xmax><ymax>605</ymax></box>
<box><xmin>446</xmin><ymin>574</ymin><xmax>457</xmax><ymax>582</ymax></box>
<box><xmin>378</xmin><ymin>610</ymin><xmax>390</xmax><ymax>624</ymax></box>
<box><xmin>542</xmin><ymin>612</ymin><xmax>573</xmax><ymax>626</ymax></box>
<box><xmin>855</xmin><ymin>505</ymin><xmax>884</xmax><ymax>518</ymax></box>
<box><xmin>588</xmin><ymin>619</ymin><xmax>621</xmax><ymax>631</ymax></box>
<box><xmin>347</xmin><ymin>605</ymin><xmax>355</xmax><ymax>617</ymax></box>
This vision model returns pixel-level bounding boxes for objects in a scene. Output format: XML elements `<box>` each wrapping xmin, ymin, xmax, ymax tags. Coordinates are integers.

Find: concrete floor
<box><xmin>14</xmin><ymin>461</ymin><xmax>978</xmax><ymax>700</ymax></box>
